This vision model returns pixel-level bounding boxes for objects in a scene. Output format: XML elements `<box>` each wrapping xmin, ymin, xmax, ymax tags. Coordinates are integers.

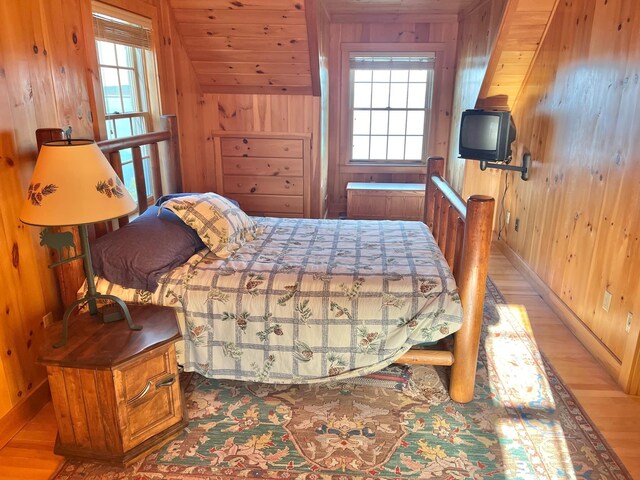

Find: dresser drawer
<box><xmin>222</xmin><ymin>156</ymin><xmax>303</xmax><ymax>177</ymax></box>
<box><xmin>221</xmin><ymin>137</ymin><xmax>303</xmax><ymax>158</ymax></box>
<box><xmin>224</xmin><ymin>175</ymin><xmax>304</xmax><ymax>195</ymax></box>
<box><xmin>227</xmin><ymin>194</ymin><xmax>304</xmax><ymax>215</ymax></box>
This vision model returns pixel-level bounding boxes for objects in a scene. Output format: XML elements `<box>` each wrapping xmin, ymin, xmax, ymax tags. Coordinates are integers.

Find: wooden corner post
<box><xmin>424</xmin><ymin>156</ymin><xmax>445</xmax><ymax>228</ymax></box>
<box><xmin>450</xmin><ymin>195</ymin><xmax>494</xmax><ymax>403</ymax></box>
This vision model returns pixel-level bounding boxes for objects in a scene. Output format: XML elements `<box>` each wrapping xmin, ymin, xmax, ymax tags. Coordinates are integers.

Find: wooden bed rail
<box><xmin>398</xmin><ymin>156</ymin><xmax>495</xmax><ymax>403</ymax></box>
<box><xmin>35</xmin><ymin>115</ymin><xmax>179</xmax><ymax>307</ymax></box>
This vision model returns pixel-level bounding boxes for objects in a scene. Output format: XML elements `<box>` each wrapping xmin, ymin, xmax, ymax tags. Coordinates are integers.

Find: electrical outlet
<box><xmin>602</xmin><ymin>290</ymin><xmax>612</xmax><ymax>312</ymax></box>
<box><xmin>42</xmin><ymin>312</ymin><xmax>54</xmax><ymax>328</ymax></box>
<box><xmin>506</xmin><ymin>211</ymin><xmax>511</xmax><ymax>225</ymax></box>
<box><xmin>514</xmin><ymin>218</ymin><xmax>520</xmax><ymax>232</ymax></box>
<box><xmin>626</xmin><ymin>312</ymin><xmax>633</xmax><ymax>333</ymax></box>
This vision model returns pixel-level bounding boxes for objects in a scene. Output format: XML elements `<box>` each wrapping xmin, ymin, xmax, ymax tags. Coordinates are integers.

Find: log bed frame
<box><xmin>36</xmin><ymin>118</ymin><xmax>494</xmax><ymax>404</ymax></box>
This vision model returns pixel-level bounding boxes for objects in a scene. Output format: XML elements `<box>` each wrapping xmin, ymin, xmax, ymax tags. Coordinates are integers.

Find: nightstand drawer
<box><xmin>117</xmin><ymin>346</ymin><xmax>183</xmax><ymax>451</ymax></box>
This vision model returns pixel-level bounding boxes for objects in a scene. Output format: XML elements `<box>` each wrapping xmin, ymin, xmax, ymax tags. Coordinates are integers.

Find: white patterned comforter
<box><xmin>93</xmin><ymin>217</ymin><xmax>463</xmax><ymax>383</ymax></box>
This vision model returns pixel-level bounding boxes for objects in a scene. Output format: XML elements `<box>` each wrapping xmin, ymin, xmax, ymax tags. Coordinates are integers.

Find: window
<box><xmin>92</xmin><ymin>2</ymin><xmax>158</xmax><ymax>202</ymax></box>
<box><xmin>349</xmin><ymin>55</ymin><xmax>435</xmax><ymax>164</ymax></box>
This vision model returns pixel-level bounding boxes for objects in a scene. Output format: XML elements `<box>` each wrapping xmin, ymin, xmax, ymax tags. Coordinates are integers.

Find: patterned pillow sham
<box><xmin>160</xmin><ymin>192</ymin><xmax>257</xmax><ymax>258</ymax></box>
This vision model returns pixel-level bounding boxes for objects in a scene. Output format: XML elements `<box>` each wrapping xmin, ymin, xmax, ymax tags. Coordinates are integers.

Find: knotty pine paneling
<box><xmin>326</xmin><ymin>20</ymin><xmax>459</xmax><ymax>215</ymax></box>
<box><xmin>446</xmin><ymin>0</ymin><xmax>508</xmax><ymax>195</ymax></box>
<box><xmin>502</xmin><ymin>0</ymin><xmax>640</xmax><ymax>392</ymax></box>
<box><xmin>0</xmin><ymin>0</ymin><xmax>205</xmax><ymax>441</ymax></box>
<box><xmin>199</xmin><ymin>93</ymin><xmax>325</xmax><ymax>218</ymax></box>
<box><xmin>0</xmin><ymin>0</ymin><xmax>95</xmax><ymax>429</ymax></box>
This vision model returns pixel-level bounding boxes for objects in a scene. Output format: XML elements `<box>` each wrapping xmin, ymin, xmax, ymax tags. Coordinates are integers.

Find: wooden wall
<box><xmin>0</xmin><ymin>0</ymin><xmax>202</xmax><ymax>444</ymax></box>
<box><xmin>446</xmin><ymin>0</ymin><xmax>507</xmax><ymax>195</ymax></box>
<box><xmin>0</xmin><ymin>0</ymin><xmax>94</xmax><ymax>443</ymax></box>
<box><xmin>192</xmin><ymin>94</ymin><xmax>325</xmax><ymax>218</ymax></box>
<box><xmin>500</xmin><ymin>0</ymin><xmax>640</xmax><ymax>392</ymax></box>
<box><xmin>326</xmin><ymin>20</ymin><xmax>459</xmax><ymax>215</ymax></box>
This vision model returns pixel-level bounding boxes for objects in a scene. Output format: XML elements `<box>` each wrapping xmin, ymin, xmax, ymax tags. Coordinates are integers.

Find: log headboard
<box><xmin>35</xmin><ymin>114</ymin><xmax>182</xmax><ymax>307</ymax></box>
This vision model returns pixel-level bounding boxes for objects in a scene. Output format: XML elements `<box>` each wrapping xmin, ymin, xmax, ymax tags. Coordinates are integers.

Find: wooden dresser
<box><xmin>214</xmin><ymin>132</ymin><xmax>311</xmax><ymax>217</ymax></box>
<box><xmin>38</xmin><ymin>305</ymin><xmax>187</xmax><ymax>465</ymax></box>
<box><xmin>347</xmin><ymin>182</ymin><xmax>426</xmax><ymax>221</ymax></box>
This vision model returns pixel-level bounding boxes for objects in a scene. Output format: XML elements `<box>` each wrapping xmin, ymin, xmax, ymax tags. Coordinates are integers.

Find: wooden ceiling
<box><xmin>169</xmin><ymin>0</ymin><xmax>314</xmax><ymax>95</ymax></box>
<box><xmin>168</xmin><ymin>0</ymin><xmax>554</xmax><ymax>100</ymax></box>
<box><xmin>321</xmin><ymin>0</ymin><xmax>484</xmax><ymax>21</ymax></box>
<box><xmin>168</xmin><ymin>0</ymin><xmax>486</xmax><ymax>95</ymax></box>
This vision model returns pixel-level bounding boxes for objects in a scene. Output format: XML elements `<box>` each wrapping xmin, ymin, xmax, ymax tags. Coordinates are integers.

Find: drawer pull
<box><xmin>128</xmin><ymin>380</ymin><xmax>152</xmax><ymax>404</ymax></box>
<box><xmin>156</xmin><ymin>375</ymin><xmax>176</xmax><ymax>388</ymax></box>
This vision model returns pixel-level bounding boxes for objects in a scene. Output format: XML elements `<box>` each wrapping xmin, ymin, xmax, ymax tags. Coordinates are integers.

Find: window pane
<box><xmin>101</xmin><ymin>67</ymin><xmax>122</xmax><ymax>114</ymax></box>
<box><xmin>120</xmin><ymin>148</ymin><xmax>133</xmax><ymax>162</ymax></box>
<box><xmin>119</xmin><ymin>69</ymin><xmax>137</xmax><ymax>112</ymax></box>
<box><xmin>390</xmin><ymin>69</ymin><xmax>409</xmax><ymax>82</ymax></box>
<box><xmin>388</xmin><ymin>111</ymin><xmax>407</xmax><ymax>135</ymax></box>
<box><xmin>121</xmin><ymin>161</ymin><xmax>137</xmax><ymax>198</ymax></box>
<box><xmin>370</xmin><ymin>111</ymin><xmax>389</xmax><ymax>135</ymax></box>
<box><xmin>97</xmin><ymin>40</ymin><xmax>117</xmax><ymax>66</ymax></box>
<box><xmin>353</xmin><ymin>83</ymin><xmax>372</xmax><ymax>108</ymax></box>
<box><xmin>406</xmin><ymin>110</ymin><xmax>425</xmax><ymax>135</ymax></box>
<box><xmin>143</xmin><ymin>158</ymin><xmax>153</xmax><ymax>196</ymax></box>
<box><xmin>115</xmin><ymin>118</ymin><xmax>133</xmax><ymax>137</ymax></box>
<box><xmin>352</xmin><ymin>110</ymin><xmax>371</xmax><ymax>135</ymax></box>
<box><xmin>116</xmin><ymin>44</ymin><xmax>133</xmax><ymax>67</ymax></box>
<box><xmin>371</xmin><ymin>83</ymin><xmax>389</xmax><ymax>108</ymax></box>
<box><xmin>369</xmin><ymin>136</ymin><xmax>388</xmax><ymax>160</ymax></box>
<box><xmin>372</xmin><ymin>70</ymin><xmax>390</xmax><ymax>82</ymax></box>
<box><xmin>407</xmin><ymin>83</ymin><xmax>427</xmax><ymax>108</ymax></box>
<box><xmin>132</xmin><ymin>116</ymin><xmax>147</xmax><ymax>135</ymax></box>
<box><xmin>389</xmin><ymin>83</ymin><xmax>408</xmax><ymax>108</ymax></box>
<box><xmin>387</xmin><ymin>136</ymin><xmax>405</xmax><ymax>160</ymax></box>
<box><xmin>409</xmin><ymin>70</ymin><xmax>428</xmax><ymax>82</ymax></box>
<box><xmin>405</xmin><ymin>136</ymin><xmax>423</xmax><ymax>160</ymax></box>
<box><xmin>354</xmin><ymin>69</ymin><xmax>372</xmax><ymax>82</ymax></box>
<box><xmin>106</xmin><ymin>119</ymin><xmax>116</xmax><ymax>139</ymax></box>
<box><xmin>352</xmin><ymin>136</ymin><xmax>370</xmax><ymax>160</ymax></box>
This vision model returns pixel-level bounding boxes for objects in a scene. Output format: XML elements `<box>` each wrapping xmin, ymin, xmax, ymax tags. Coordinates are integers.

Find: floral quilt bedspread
<box><xmin>94</xmin><ymin>217</ymin><xmax>463</xmax><ymax>383</ymax></box>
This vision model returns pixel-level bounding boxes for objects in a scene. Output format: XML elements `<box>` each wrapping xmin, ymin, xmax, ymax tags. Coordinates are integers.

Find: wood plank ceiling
<box><xmin>167</xmin><ymin>0</ymin><xmax>486</xmax><ymax>95</ymax></box>
<box><xmin>169</xmin><ymin>0</ymin><xmax>313</xmax><ymax>95</ymax></box>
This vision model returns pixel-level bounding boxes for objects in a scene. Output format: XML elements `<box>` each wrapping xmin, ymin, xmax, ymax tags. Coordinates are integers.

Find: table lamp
<box><xmin>20</xmin><ymin>138</ymin><xmax>142</xmax><ymax>348</ymax></box>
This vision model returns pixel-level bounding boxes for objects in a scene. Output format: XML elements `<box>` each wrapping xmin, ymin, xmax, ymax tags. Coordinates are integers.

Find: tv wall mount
<box><xmin>479</xmin><ymin>152</ymin><xmax>531</xmax><ymax>181</ymax></box>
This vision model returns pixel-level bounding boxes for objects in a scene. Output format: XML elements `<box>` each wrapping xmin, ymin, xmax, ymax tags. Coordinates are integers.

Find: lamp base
<box><xmin>53</xmin><ymin>294</ymin><xmax>143</xmax><ymax>348</ymax></box>
<box><xmin>100</xmin><ymin>303</ymin><xmax>127</xmax><ymax>323</ymax></box>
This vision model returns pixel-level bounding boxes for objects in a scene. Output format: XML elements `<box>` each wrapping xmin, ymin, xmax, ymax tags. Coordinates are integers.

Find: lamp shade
<box><xmin>20</xmin><ymin>140</ymin><xmax>137</xmax><ymax>226</ymax></box>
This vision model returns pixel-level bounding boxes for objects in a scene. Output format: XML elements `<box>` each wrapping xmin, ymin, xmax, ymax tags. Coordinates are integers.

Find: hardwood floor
<box><xmin>1</xmin><ymin>243</ymin><xmax>639</xmax><ymax>479</ymax></box>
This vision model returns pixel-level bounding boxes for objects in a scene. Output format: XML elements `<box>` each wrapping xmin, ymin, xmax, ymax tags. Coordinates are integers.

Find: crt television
<box><xmin>459</xmin><ymin>109</ymin><xmax>516</xmax><ymax>162</ymax></box>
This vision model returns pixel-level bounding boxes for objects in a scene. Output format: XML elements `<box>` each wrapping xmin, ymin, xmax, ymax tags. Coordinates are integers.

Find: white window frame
<box><xmin>340</xmin><ymin>43</ymin><xmax>445</xmax><ymax>172</ymax></box>
<box><xmin>91</xmin><ymin>1</ymin><xmax>160</xmax><ymax>204</ymax></box>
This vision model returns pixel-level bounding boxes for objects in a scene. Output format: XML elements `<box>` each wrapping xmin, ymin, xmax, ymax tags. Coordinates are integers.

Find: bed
<box><xmin>36</xmin><ymin>117</ymin><xmax>494</xmax><ymax>403</ymax></box>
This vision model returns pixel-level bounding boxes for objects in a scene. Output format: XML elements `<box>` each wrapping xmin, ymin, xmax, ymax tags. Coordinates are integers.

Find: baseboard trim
<box><xmin>495</xmin><ymin>240</ymin><xmax>622</xmax><ymax>381</ymax></box>
<box><xmin>0</xmin><ymin>378</ymin><xmax>50</xmax><ymax>449</ymax></box>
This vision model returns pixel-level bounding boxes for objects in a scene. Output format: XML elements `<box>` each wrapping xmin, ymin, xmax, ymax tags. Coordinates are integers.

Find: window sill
<box><xmin>340</xmin><ymin>163</ymin><xmax>428</xmax><ymax>175</ymax></box>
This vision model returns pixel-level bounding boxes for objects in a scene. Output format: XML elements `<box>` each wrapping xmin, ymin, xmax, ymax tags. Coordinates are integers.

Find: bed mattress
<box><xmin>93</xmin><ymin>217</ymin><xmax>463</xmax><ymax>383</ymax></box>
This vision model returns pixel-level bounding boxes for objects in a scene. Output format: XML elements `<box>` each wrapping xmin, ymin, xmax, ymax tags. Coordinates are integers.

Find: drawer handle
<box><xmin>127</xmin><ymin>375</ymin><xmax>176</xmax><ymax>405</ymax></box>
<box><xmin>156</xmin><ymin>375</ymin><xmax>176</xmax><ymax>388</ymax></box>
<box><xmin>128</xmin><ymin>380</ymin><xmax>152</xmax><ymax>404</ymax></box>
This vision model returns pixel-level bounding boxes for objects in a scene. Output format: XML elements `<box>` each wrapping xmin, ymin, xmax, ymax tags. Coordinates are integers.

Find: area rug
<box><xmin>52</xmin><ymin>279</ymin><xmax>631</xmax><ymax>479</ymax></box>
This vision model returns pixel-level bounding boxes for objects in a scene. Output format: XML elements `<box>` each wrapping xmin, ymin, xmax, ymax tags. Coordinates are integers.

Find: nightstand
<box><xmin>38</xmin><ymin>305</ymin><xmax>188</xmax><ymax>465</ymax></box>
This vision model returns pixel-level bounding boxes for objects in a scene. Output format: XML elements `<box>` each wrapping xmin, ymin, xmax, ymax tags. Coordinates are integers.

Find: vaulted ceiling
<box><xmin>167</xmin><ymin>0</ymin><xmax>556</xmax><ymax>102</ymax></box>
<box><xmin>167</xmin><ymin>0</ymin><xmax>485</xmax><ymax>95</ymax></box>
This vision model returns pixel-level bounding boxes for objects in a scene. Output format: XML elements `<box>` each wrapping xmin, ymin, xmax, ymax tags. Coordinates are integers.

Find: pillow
<box><xmin>155</xmin><ymin>192</ymin><xmax>240</xmax><ymax>208</ymax></box>
<box><xmin>160</xmin><ymin>192</ymin><xmax>257</xmax><ymax>258</ymax></box>
<box><xmin>90</xmin><ymin>205</ymin><xmax>206</xmax><ymax>291</ymax></box>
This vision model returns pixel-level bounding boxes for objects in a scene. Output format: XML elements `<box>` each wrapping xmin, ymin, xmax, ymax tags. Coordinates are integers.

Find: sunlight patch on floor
<box><xmin>488</xmin><ymin>303</ymin><xmax>577</xmax><ymax>479</ymax></box>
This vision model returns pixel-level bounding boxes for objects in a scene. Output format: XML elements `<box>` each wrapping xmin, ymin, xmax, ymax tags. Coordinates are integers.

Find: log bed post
<box><xmin>449</xmin><ymin>194</ymin><xmax>494</xmax><ymax>403</ymax></box>
<box><xmin>399</xmin><ymin>156</ymin><xmax>494</xmax><ymax>403</ymax></box>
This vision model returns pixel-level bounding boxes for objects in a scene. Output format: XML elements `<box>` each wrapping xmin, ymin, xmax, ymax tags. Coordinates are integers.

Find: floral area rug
<box><xmin>53</xmin><ymin>279</ymin><xmax>631</xmax><ymax>479</ymax></box>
